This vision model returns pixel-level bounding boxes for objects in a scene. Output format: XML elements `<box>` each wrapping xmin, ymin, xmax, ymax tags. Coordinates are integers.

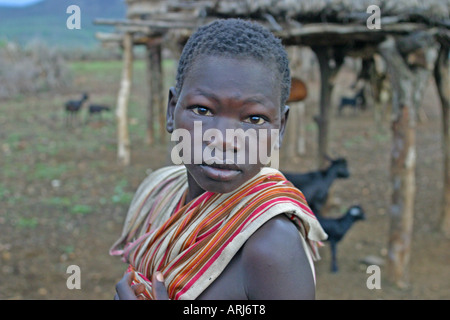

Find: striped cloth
<box><xmin>110</xmin><ymin>165</ymin><xmax>327</xmax><ymax>300</ymax></box>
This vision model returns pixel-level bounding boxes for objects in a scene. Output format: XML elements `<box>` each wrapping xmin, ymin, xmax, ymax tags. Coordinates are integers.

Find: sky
<box><xmin>0</xmin><ymin>0</ymin><xmax>43</xmax><ymax>7</ymax></box>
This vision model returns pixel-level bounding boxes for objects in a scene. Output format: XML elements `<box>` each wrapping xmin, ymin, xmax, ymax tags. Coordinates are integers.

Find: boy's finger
<box><xmin>132</xmin><ymin>283</ymin><xmax>146</xmax><ymax>300</ymax></box>
<box><xmin>132</xmin><ymin>283</ymin><xmax>145</xmax><ymax>294</ymax></box>
<box><xmin>152</xmin><ymin>272</ymin><xmax>170</xmax><ymax>300</ymax></box>
<box><xmin>115</xmin><ymin>271</ymin><xmax>138</xmax><ymax>300</ymax></box>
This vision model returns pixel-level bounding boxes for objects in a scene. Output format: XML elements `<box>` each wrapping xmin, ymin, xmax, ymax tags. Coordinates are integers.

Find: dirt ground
<box><xmin>0</xmin><ymin>64</ymin><xmax>449</xmax><ymax>300</ymax></box>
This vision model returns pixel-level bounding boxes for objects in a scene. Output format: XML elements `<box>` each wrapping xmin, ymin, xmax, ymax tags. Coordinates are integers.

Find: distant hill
<box><xmin>0</xmin><ymin>0</ymin><xmax>127</xmax><ymax>49</ymax></box>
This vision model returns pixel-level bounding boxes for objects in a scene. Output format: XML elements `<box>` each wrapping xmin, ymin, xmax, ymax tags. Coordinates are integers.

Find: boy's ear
<box><xmin>166</xmin><ymin>87</ymin><xmax>177</xmax><ymax>134</ymax></box>
<box><xmin>278</xmin><ymin>105</ymin><xmax>290</xmax><ymax>148</ymax></box>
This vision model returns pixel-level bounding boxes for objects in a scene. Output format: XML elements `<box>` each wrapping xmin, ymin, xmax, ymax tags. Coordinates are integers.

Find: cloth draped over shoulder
<box><xmin>110</xmin><ymin>165</ymin><xmax>327</xmax><ymax>300</ymax></box>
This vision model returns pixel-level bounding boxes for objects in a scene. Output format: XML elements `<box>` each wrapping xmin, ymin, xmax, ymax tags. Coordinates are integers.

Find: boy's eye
<box><xmin>191</xmin><ymin>106</ymin><xmax>212</xmax><ymax>116</ymax></box>
<box><xmin>244</xmin><ymin>115</ymin><xmax>266</xmax><ymax>125</ymax></box>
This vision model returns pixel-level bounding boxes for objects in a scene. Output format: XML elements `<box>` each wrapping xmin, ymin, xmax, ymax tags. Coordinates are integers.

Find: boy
<box><xmin>112</xmin><ymin>18</ymin><xmax>327</xmax><ymax>300</ymax></box>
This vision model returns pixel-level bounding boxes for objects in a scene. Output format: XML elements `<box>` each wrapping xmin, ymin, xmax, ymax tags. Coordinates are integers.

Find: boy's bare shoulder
<box><xmin>240</xmin><ymin>214</ymin><xmax>315</xmax><ymax>299</ymax></box>
<box><xmin>242</xmin><ymin>215</ymin><xmax>303</xmax><ymax>262</ymax></box>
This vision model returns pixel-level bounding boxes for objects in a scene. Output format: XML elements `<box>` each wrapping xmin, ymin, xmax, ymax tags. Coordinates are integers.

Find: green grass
<box><xmin>32</xmin><ymin>162</ymin><xmax>72</xmax><ymax>180</ymax></box>
<box><xmin>70</xmin><ymin>204</ymin><xmax>93</xmax><ymax>215</ymax></box>
<box><xmin>16</xmin><ymin>217</ymin><xmax>39</xmax><ymax>229</ymax></box>
<box><xmin>343</xmin><ymin>135</ymin><xmax>366</xmax><ymax>148</ymax></box>
<box><xmin>43</xmin><ymin>196</ymin><xmax>73</xmax><ymax>207</ymax></box>
<box><xmin>1</xmin><ymin>58</ymin><xmax>169</xmax><ymax>235</ymax></box>
<box><xmin>111</xmin><ymin>179</ymin><xmax>134</xmax><ymax>205</ymax></box>
<box><xmin>0</xmin><ymin>184</ymin><xmax>9</xmax><ymax>201</ymax></box>
<box><xmin>69</xmin><ymin>60</ymin><xmax>129</xmax><ymax>73</ymax></box>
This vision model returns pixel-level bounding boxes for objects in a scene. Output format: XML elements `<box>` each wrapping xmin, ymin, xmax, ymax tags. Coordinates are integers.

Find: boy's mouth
<box><xmin>200</xmin><ymin>162</ymin><xmax>242</xmax><ymax>181</ymax></box>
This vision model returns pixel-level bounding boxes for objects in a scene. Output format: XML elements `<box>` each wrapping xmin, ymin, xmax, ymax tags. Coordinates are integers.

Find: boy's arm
<box><xmin>241</xmin><ymin>215</ymin><xmax>316</xmax><ymax>299</ymax></box>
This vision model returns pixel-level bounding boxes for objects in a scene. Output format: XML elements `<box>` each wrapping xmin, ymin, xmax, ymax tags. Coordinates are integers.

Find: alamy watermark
<box><xmin>62</xmin><ymin>1</ymin><xmax>383</xmax><ymax>291</ymax></box>
<box><xmin>66</xmin><ymin>4</ymin><xmax>381</xmax><ymax>31</ymax></box>
<box><xmin>366</xmin><ymin>265</ymin><xmax>382</xmax><ymax>290</ymax></box>
<box><xmin>66</xmin><ymin>265</ymin><xmax>81</xmax><ymax>290</ymax></box>
<box><xmin>367</xmin><ymin>5</ymin><xmax>381</xmax><ymax>30</ymax></box>
<box><xmin>66</xmin><ymin>5</ymin><xmax>81</xmax><ymax>30</ymax></box>
<box><xmin>170</xmin><ymin>121</ymin><xmax>281</xmax><ymax>169</ymax></box>
<box><xmin>64</xmin><ymin>264</ymin><xmax>382</xmax><ymax>291</ymax></box>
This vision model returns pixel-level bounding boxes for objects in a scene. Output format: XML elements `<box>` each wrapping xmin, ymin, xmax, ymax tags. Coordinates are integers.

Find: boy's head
<box><xmin>175</xmin><ymin>18</ymin><xmax>291</xmax><ymax>107</ymax></box>
<box><xmin>167</xmin><ymin>18</ymin><xmax>291</xmax><ymax>196</ymax></box>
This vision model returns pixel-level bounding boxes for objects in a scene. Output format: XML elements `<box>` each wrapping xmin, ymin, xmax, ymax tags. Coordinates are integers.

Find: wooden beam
<box><xmin>95</xmin><ymin>31</ymin><xmax>162</xmax><ymax>46</ymax></box>
<box><xmin>277</xmin><ymin>22</ymin><xmax>428</xmax><ymax>38</ymax></box>
<box><xmin>95</xmin><ymin>32</ymin><xmax>123</xmax><ymax>43</ymax></box>
<box><xmin>94</xmin><ymin>18</ymin><xmax>198</xmax><ymax>30</ymax></box>
<box><xmin>116</xmin><ymin>25</ymin><xmax>154</xmax><ymax>34</ymax></box>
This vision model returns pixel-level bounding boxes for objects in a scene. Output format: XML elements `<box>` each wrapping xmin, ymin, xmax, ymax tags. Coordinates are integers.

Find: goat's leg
<box><xmin>85</xmin><ymin>112</ymin><xmax>91</xmax><ymax>125</ymax></box>
<box><xmin>65</xmin><ymin>110</ymin><xmax>72</xmax><ymax>127</ymax></box>
<box><xmin>330</xmin><ymin>241</ymin><xmax>338</xmax><ymax>273</ymax></box>
<box><xmin>338</xmin><ymin>102</ymin><xmax>344</xmax><ymax>116</ymax></box>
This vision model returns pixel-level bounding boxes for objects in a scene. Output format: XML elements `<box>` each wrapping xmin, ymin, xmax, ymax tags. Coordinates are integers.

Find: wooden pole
<box><xmin>297</xmin><ymin>102</ymin><xmax>306</xmax><ymax>155</ymax></box>
<box><xmin>116</xmin><ymin>32</ymin><xmax>133</xmax><ymax>166</ymax></box>
<box><xmin>154</xmin><ymin>44</ymin><xmax>166</xmax><ymax>144</ymax></box>
<box><xmin>283</xmin><ymin>75</ymin><xmax>307</xmax><ymax>162</ymax></box>
<box><xmin>145</xmin><ymin>44</ymin><xmax>154</xmax><ymax>145</ymax></box>
<box><xmin>311</xmin><ymin>46</ymin><xmax>344</xmax><ymax>168</ymax></box>
<box><xmin>284</xmin><ymin>101</ymin><xmax>305</xmax><ymax>159</ymax></box>
<box><xmin>147</xmin><ymin>38</ymin><xmax>162</xmax><ymax>145</ymax></box>
<box><xmin>368</xmin><ymin>55</ymin><xmax>390</xmax><ymax>131</ymax></box>
<box><xmin>145</xmin><ymin>38</ymin><xmax>164</xmax><ymax>145</ymax></box>
<box><xmin>434</xmin><ymin>44</ymin><xmax>450</xmax><ymax>237</ymax></box>
<box><xmin>284</xmin><ymin>102</ymin><xmax>297</xmax><ymax>160</ymax></box>
<box><xmin>409</xmin><ymin>49</ymin><xmax>434</xmax><ymax>123</ymax></box>
<box><xmin>378</xmin><ymin>37</ymin><xmax>417</xmax><ymax>287</ymax></box>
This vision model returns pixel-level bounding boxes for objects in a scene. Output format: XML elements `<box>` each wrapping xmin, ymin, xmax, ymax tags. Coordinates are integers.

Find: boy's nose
<box><xmin>204</xmin><ymin>117</ymin><xmax>243</xmax><ymax>153</ymax></box>
<box><xmin>205</xmin><ymin>129</ymin><xmax>239</xmax><ymax>153</ymax></box>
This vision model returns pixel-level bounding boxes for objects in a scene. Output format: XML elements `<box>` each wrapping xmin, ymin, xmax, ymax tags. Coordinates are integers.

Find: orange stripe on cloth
<box><xmin>110</xmin><ymin>166</ymin><xmax>327</xmax><ymax>300</ymax></box>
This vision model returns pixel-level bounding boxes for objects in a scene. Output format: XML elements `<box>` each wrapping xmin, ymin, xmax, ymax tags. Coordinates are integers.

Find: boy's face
<box><xmin>167</xmin><ymin>56</ymin><xmax>288</xmax><ymax>196</ymax></box>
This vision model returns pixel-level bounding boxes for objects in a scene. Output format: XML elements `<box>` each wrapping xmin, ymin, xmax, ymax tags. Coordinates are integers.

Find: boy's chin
<box><xmin>186</xmin><ymin>163</ymin><xmax>258</xmax><ymax>195</ymax></box>
<box><xmin>193</xmin><ymin>172</ymin><xmax>244</xmax><ymax>195</ymax></box>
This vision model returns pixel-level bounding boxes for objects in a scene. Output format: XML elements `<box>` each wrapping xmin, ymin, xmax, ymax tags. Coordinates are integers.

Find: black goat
<box><xmin>317</xmin><ymin>205</ymin><xmax>366</xmax><ymax>272</ymax></box>
<box><xmin>88</xmin><ymin>104</ymin><xmax>111</xmax><ymax>117</ymax></box>
<box><xmin>338</xmin><ymin>88</ymin><xmax>365</xmax><ymax>115</ymax></box>
<box><xmin>65</xmin><ymin>93</ymin><xmax>89</xmax><ymax>126</ymax></box>
<box><xmin>282</xmin><ymin>157</ymin><xmax>350</xmax><ymax>216</ymax></box>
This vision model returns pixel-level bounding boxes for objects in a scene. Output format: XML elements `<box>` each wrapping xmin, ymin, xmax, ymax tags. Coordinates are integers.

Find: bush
<box><xmin>0</xmin><ymin>39</ymin><xmax>72</xmax><ymax>99</ymax></box>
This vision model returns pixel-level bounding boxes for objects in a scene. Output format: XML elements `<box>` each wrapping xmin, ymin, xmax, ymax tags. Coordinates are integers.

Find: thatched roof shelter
<box><xmin>94</xmin><ymin>0</ymin><xmax>450</xmax><ymax>288</ymax></box>
<box><xmin>96</xmin><ymin>0</ymin><xmax>450</xmax><ymax>43</ymax></box>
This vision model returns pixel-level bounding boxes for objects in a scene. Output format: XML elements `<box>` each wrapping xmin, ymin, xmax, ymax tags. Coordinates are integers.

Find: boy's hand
<box><xmin>114</xmin><ymin>271</ymin><xmax>169</xmax><ymax>300</ymax></box>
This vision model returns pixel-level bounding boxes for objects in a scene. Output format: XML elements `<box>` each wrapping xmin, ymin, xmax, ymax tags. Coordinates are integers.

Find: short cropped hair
<box><xmin>175</xmin><ymin>18</ymin><xmax>291</xmax><ymax>107</ymax></box>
